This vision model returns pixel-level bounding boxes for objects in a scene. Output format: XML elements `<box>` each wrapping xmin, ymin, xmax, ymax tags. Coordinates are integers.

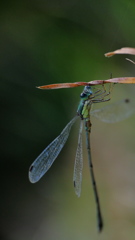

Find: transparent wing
<box><xmin>29</xmin><ymin>116</ymin><xmax>78</xmax><ymax>183</ymax></box>
<box><xmin>91</xmin><ymin>99</ymin><xmax>135</xmax><ymax>123</ymax></box>
<box><xmin>73</xmin><ymin>120</ymin><xmax>83</xmax><ymax>197</ymax></box>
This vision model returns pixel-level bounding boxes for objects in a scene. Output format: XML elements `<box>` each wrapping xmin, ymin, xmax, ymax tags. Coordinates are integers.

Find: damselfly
<box><xmin>29</xmin><ymin>83</ymin><xmax>134</xmax><ymax>232</ymax></box>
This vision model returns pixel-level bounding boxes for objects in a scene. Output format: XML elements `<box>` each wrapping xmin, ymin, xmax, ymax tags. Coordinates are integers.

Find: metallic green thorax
<box><xmin>77</xmin><ymin>86</ymin><xmax>93</xmax><ymax>120</ymax></box>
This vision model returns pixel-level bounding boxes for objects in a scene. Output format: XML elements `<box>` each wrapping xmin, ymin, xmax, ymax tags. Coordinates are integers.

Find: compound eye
<box><xmin>80</xmin><ymin>92</ymin><xmax>87</xmax><ymax>98</ymax></box>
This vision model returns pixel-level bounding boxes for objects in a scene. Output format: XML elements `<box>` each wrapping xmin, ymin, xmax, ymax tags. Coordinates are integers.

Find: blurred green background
<box><xmin>1</xmin><ymin>0</ymin><xmax>135</xmax><ymax>239</ymax></box>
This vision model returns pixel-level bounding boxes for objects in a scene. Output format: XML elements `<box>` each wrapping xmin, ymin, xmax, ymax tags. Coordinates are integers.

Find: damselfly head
<box><xmin>80</xmin><ymin>86</ymin><xmax>93</xmax><ymax>99</ymax></box>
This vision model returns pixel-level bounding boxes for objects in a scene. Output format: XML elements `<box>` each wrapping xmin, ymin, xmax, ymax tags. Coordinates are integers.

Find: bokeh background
<box><xmin>1</xmin><ymin>1</ymin><xmax>135</xmax><ymax>239</ymax></box>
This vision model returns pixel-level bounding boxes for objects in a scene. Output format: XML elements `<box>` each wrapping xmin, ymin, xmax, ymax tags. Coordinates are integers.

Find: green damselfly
<box><xmin>29</xmin><ymin>83</ymin><xmax>134</xmax><ymax>232</ymax></box>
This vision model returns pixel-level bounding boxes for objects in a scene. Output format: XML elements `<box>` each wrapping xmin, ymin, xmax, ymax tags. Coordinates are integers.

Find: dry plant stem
<box><xmin>105</xmin><ymin>47</ymin><xmax>135</xmax><ymax>57</ymax></box>
<box><xmin>37</xmin><ymin>77</ymin><xmax>135</xmax><ymax>90</ymax></box>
